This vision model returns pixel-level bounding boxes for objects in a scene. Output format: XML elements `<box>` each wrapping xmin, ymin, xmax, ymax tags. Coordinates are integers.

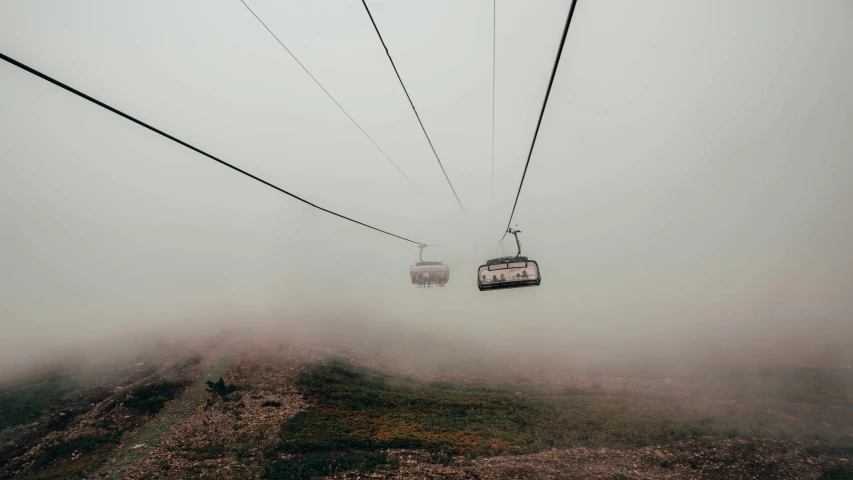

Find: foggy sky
<box><xmin>2</xmin><ymin>0</ymin><xmax>852</xmax><ymax>372</ymax></box>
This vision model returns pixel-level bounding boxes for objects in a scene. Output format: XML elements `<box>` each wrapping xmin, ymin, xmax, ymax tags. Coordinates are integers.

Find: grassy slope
<box><xmin>5</xmin><ymin>355</ymin><xmax>850</xmax><ymax>479</ymax></box>
<box><xmin>267</xmin><ymin>361</ymin><xmax>688</xmax><ymax>478</ymax></box>
<box><xmin>267</xmin><ymin>360</ymin><xmax>853</xmax><ymax>479</ymax></box>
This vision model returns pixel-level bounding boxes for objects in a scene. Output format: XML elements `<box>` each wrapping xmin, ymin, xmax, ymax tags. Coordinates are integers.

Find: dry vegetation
<box><xmin>1</xmin><ymin>337</ymin><xmax>851</xmax><ymax>479</ymax></box>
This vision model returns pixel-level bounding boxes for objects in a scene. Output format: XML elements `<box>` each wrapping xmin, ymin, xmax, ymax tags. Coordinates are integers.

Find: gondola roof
<box><xmin>486</xmin><ymin>256</ymin><xmax>529</xmax><ymax>266</ymax></box>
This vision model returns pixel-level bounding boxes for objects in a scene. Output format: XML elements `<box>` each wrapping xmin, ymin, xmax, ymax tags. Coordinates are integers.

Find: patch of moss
<box><xmin>123</xmin><ymin>380</ymin><xmax>187</xmax><ymax>416</ymax></box>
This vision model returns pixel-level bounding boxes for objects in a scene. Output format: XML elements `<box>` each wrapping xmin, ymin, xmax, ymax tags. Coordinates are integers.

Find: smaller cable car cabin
<box><xmin>411</xmin><ymin>246</ymin><xmax>450</xmax><ymax>287</ymax></box>
<box><xmin>477</xmin><ymin>228</ymin><xmax>541</xmax><ymax>291</ymax></box>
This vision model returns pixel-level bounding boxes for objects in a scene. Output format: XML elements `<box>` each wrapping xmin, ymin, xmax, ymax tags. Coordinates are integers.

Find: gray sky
<box><xmin>2</xmin><ymin>0</ymin><xmax>852</xmax><ymax>370</ymax></box>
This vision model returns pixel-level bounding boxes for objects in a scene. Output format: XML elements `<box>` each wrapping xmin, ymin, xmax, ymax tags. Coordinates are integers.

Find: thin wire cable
<box><xmin>500</xmin><ymin>0</ymin><xmax>578</xmax><ymax>242</ymax></box>
<box><xmin>0</xmin><ymin>51</ymin><xmax>426</xmax><ymax>246</ymax></box>
<box><xmin>238</xmin><ymin>0</ymin><xmax>424</xmax><ymax>196</ymax></box>
<box><xmin>491</xmin><ymin>0</ymin><xmax>496</xmax><ymax>208</ymax></box>
<box><xmin>360</xmin><ymin>0</ymin><xmax>467</xmax><ymax>216</ymax></box>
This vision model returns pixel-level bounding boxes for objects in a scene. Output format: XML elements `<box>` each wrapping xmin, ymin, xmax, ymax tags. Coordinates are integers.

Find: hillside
<box><xmin>1</xmin><ymin>338</ymin><xmax>851</xmax><ymax>479</ymax></box>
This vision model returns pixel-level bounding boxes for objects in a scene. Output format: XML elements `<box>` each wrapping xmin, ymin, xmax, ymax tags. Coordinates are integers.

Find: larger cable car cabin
<box><xmin>477</xmin><ymin>256</ymin><xmax>540</xmax><ymax>291</ymax></box>
<box><xmin>411</xmin><ymin>246</ymin><xmax>450</xmax><ymax>287</ymax></box>
<box><xmin>477</xmin><ymin>228</ymin><xmax>541</xmax><ymax>291</ymax></box>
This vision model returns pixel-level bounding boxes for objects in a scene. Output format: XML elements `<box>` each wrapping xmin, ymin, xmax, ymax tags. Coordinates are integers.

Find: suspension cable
<box><xmin>0</xmin><ymin>51</ymin><xmax>426</xmax><ymax>246</ymax></box>
<box><xmin>491</xmin><ymin>0</ymin><xmax>496</xmax><ymax>208</ymax></box>
<box><xmin>360</xmin><ymin>0</ymin><xmax>468</xmax><ymax>216</ymax></box>
<box><xmin>500</xmin><ymin>0</ymin><xmax>578</xmax><ymax>242</ymax></box>
<box><xmin>238</xmin><ymin>0</ymin><xmax>424</xmax><ymax>196</ymax></box>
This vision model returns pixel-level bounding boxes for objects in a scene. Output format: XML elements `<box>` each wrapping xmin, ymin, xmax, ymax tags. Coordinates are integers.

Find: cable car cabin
<box><xmin>411</xmin><ymin>261</ymin><xmax>450</xmax><ymax>287</ymax></box>
<box><xmin>477</xmin><ymin>256</ymin><xmax>540</xmax><ymax>291</ymax></box>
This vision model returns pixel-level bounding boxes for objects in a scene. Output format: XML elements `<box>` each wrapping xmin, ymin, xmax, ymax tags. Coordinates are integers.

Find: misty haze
<box><xmin>2</xmin><ymin>1</ymin><xmax>852</xmax><ymax>479</ymax></box>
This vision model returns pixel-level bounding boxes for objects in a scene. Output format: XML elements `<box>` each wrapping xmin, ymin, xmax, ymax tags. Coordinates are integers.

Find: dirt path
<box><xmin>95</xmin><ymin>355</ymin><xmax>233</xmax><ymax>479</ymax></box>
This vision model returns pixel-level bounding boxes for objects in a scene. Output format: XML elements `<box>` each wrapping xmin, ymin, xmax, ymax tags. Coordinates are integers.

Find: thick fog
<box><xmin>2</xmin><ymin>0</ymin><xmax>852</xmax><ymax>375</ymax></box>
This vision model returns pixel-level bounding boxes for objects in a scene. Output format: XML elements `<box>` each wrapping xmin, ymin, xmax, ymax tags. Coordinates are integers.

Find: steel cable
<box><xmin>0</xmin><ymin>51</ymin><xmax>427</xmax><ymax>246</ymax></box>
<box><xmin>500</xmin><ymin>0</ymin><xmax>579</xmax><ymax>242</ymax></box>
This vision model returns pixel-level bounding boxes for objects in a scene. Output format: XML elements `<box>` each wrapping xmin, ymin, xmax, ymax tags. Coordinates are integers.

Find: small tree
<box><xmin>205</xmin><ymin>377</ymin><xmax>237</xmax><ymax>396</ymax></box>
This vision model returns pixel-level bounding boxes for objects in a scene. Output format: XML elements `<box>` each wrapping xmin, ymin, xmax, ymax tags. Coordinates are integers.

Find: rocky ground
<box><xmin>333</xmin><ymin>438</ymin><xmax>852</xmax><ymax>479</ymax></box>
<box><xmin>1</xmin><ymin>338</ymin><xmax>851</xmax><ymax>479</ymax></box>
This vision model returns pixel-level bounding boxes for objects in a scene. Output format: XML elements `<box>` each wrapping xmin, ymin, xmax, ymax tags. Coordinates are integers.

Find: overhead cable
<box><xmin>0</xmin><ymin>51</ymin><xmax>426</xmax><ymax>246</ymax></box>
<box><xmin>491</xmin><ymin>0</ymin><xmax>496</xmax><ymax>208</ymax></box>
<box><xmin>500</xmin><ymin>0</ymin><xmax>579</xmax><ymax>242</ymax></box>
<box><xmin>238</xmin><ymin>0</ymin><xmax>424</xmax><ymax>196</ymax></box>
<box><xmin>360</xmin><ymin>0</ymin><xmax>468</xmax><ymax>216</ymax></box>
